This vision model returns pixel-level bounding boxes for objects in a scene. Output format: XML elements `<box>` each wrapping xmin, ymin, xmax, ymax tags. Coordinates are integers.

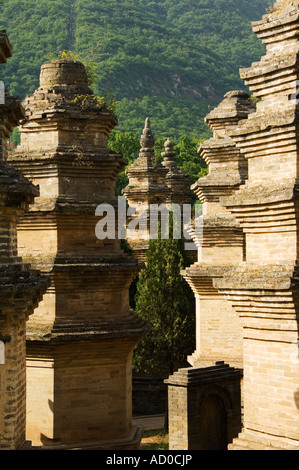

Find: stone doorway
<box><xmin>166</xmin><ymin>362</ymin><xmax>242</xmax><ymax>450</ymax></box>
<box><xmin>201</xmin><ymin>393</ymin><xmax>228</xmax><ymax>450</ymax></box>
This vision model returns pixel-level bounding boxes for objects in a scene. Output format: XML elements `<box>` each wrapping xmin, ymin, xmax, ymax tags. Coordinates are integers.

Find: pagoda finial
<box><xmin>140</xmin><ymin>117</ymin><xmax>155</xmax><ymax>154</ymax></box>
<box><xmin>162</xmin><ymin>138</ymin><xmax>177</xmax><ymax>169</ymax></box>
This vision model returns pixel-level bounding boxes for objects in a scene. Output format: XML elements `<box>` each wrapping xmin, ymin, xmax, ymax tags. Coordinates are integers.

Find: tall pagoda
<box><xmin>8</xmin><ymin>59</ymin><xmax>149</xmax><ymax>449</ymax></box>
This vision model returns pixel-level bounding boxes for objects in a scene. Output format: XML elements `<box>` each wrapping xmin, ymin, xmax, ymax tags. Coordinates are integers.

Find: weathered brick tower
<box><xmin>166</xmin><ymin>90</ymin><xmax>255</xmax><ymax>450</ymax></box>
<box><xmin>183</xmin><ymin>90</ymin><xmax>255</xmax><ymax>369</ymax></box>
<box><xmin>215</xmin><ymin>0</ymin><xmax>299</xmax><ymax>450</ymax></box>
<box><xmin>0</xmin><ymin>31</ymin><xmax>48</xmax><ymax>450</ymax></box>
<box><xmin>167</xmin><ymin>0</ymin><xmax>299</xmax><ymax>451</ymax></box>
<box><xmin>8</xmin><ymin>59</ymin><xmax>149</xmax><ymax>449</ymax></box>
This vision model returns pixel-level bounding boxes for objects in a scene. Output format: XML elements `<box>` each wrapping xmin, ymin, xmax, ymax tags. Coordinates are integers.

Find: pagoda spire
<box><xmin>138</xmin><ymin>117</ymin><xmax>156</xmax><ymax>166</ymax></box>
<box><xmin>162</xmin><ymin>138</ymin><xmax>177</xmax><ymax>170</ymax></box>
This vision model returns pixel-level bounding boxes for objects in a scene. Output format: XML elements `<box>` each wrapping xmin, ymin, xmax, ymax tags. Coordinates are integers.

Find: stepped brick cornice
<box><xmin>209</xmin><ymin>0</ymin><xmax>299</xmax><ymax>450</ymax></box>
<box><xmin>8</xmin><ymin>59</ymin><xmax>149</xmax><ymax>450</ymax></box>
<box><xmin>0</xmin><ymin>89</ymin><xmax>24</xmax><ymax>162</ymax></box>
<box><xmin>124</xmin><ymin>118</ymin><xmax>193</xmax><ymax>261</ymax></box>
<box><xmin>124</xmin><ymin>118</ymin><xmax>168</xmax><ymax>203</ymax></box>
<box><xmin>162</xmin><ymin>138</ymin><xmax>193</xmax><ymax>205</ymax></box>
<box><xmin>0</xmin><ymin>32</ymin><xmax>49</xmax><ymax>450</ymax></box>
<box><xmin>180</xmin><ymin>90</ymin><xmax>255</xmax><ymax>370</ymax></box>
<box><xmin>192</xmin><ymin>91</ymin><xmax>255</xmax><ymax>205</ymax></box>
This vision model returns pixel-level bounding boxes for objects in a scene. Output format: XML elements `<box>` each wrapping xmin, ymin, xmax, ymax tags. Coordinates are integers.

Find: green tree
<box><xmin>108</xmin><ymin>130</ymin><xmax>140</xmax><ymax>195</ymax></box>
<box><xmin>174</xmin><ymin>134</ymin><xmax>208</xmax><ymax>185</ymax></box>
<box><xmin>0</xmin><ymin>0</ymin><xmax>271</xmax><ymax>140</ymax></box>
<box><xmin>133</xmin><ymin>235</ymin><xmax>195</xmax><ymax>377</ymax></box>
<box><xmin>108</xmin><ymin>130</ymin><xmax>140</xmax><ymax>165</ymax></box>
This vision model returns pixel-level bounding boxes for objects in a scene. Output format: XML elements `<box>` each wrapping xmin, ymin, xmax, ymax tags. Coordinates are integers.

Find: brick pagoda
<box><xmin>8</xmin><ymin>59</ymin><xmax>149</xmax><ymax>449</ymax></box>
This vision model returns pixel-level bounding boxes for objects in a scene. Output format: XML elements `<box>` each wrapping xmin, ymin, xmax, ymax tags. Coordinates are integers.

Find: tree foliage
<box><xmin>108</xmin><ymin>130</ymin><xmax>140</xmax><ymax>195</ymax></box>
<box><xmin>0</xmin><ymin>0</ymin><xmax>272</xmax><ymax>140</ymax></box>
<box><xmin>133</xmin><ymin>235</ymin><xmax>195</xmax><ymax>376</ymax></box>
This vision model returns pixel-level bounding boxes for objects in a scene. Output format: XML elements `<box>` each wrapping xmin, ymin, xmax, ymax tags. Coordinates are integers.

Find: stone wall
<box><xmin>132</xmin><ymin>375</ymin><xmax>167</xmax><ymax>416</ymax></box>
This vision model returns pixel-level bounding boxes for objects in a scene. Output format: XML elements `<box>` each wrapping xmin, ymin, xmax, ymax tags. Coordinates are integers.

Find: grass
<box><xmin>139</xmin><ymin>429</ymin><xmax>169</xmax><ymax>450</ymax></box>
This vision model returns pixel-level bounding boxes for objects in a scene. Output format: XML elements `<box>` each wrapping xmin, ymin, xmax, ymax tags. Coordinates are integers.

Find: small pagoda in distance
<box><xmin>123</xmin><ymin>118</ymin><xmax>193</xmax><ymax>261</ymax></box>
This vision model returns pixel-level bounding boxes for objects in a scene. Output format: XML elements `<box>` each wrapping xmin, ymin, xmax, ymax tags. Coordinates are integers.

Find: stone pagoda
<box><xmin>123</xmin><ymin>118</ymin><xmax>193</xmax><ymax>261</ymax></box>
<box><xmin>161</xmin><ymin>137</ymin><xmax>192</xmax><ymax>206</ymax></box>
<box><xmin>8</xmin><ymin>59</ymin><xmax>149</xmax><ymax>449</ymax></box>
<box><xmin>123</xmin><ymin>118</ymin><xmax>169</xmax><ymax>261</ymax></box>
<box><xmin>167</xmin><ymin>0</ymin><xmax>299</xmax><ymax>451</ymax></box>
<box><xmin>0</xmin><ymin>31</ymin><xmax>48</xmax><ymax>450</ymax></box>
<box><xmin>184</xmin><ymin>90</ymin><xmax>255</xmax><ymax>369</ymax></box>
<box><xmin>214</xmin><ymin>0</ymin><xmax>299</xmax><ymax>450</ymax></box>
<box><xmin>165</xmin><ymin>90</ymin><xmax>255</xmax><ymax>450</ymax></box>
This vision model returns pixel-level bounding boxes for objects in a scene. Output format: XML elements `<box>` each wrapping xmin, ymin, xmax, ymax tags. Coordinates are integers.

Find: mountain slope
<box><xmin>0</xmin><ymin>0</ymin><xmax>272</xmax><ymax>139</ymax></box>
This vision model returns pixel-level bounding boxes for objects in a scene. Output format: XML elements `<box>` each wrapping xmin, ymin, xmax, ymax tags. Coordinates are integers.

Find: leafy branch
<box><xmin>48</xmin><ymin>50</ymin><xmax>118</xmax><ymax>115</ymax></box>
<box><xmin>72</xmin><ymin>92</ymin><xmax>118</xmax><ymax>114</ymax></box>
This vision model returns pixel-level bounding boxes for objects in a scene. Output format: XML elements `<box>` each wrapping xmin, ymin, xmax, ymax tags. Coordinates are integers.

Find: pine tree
<box><xmin>133</xmin><ymin>236</ymin><xmax>195</xmax><ymax>376</ymax></box>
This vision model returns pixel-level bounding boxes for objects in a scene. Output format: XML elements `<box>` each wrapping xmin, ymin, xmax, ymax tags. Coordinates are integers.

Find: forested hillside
<box><xmin>0</xmin><ymin>0</ymin><xmax>271</xmax><ymax>140</ymax></box>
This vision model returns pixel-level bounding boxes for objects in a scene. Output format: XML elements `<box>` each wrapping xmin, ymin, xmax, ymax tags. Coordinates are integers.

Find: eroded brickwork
<box><xmin>0</xmin><ymin>31</ymin><xmax>48</xmax><ymax>450</ymax></box>
<box><xmin>8</xmin><ymin>59</ymin><xmax>149</xmax><ymax>449</ymax></box>
<box><xmin>166</xmin><ymin>91</ymin><xmax>254</xmax><ymax>450</ymax></box>
<box><xmin>216</xmin><ymin>1</ymin><xmax>299</xmax><ymax>449</ymax></box>
<box><xmin>168</xmin><ymin>0</ymin><xmax>299</xmax><ymax>451</ymax></box>
<box><xmin>183</xmin><ymin>90</ymin><xmax>255</xmax><ymax>368</ymax></box>
<box><xmin>123</xmin><ymin>118</ymin><xmax>193</xmax><ymax>261</ymax></box>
